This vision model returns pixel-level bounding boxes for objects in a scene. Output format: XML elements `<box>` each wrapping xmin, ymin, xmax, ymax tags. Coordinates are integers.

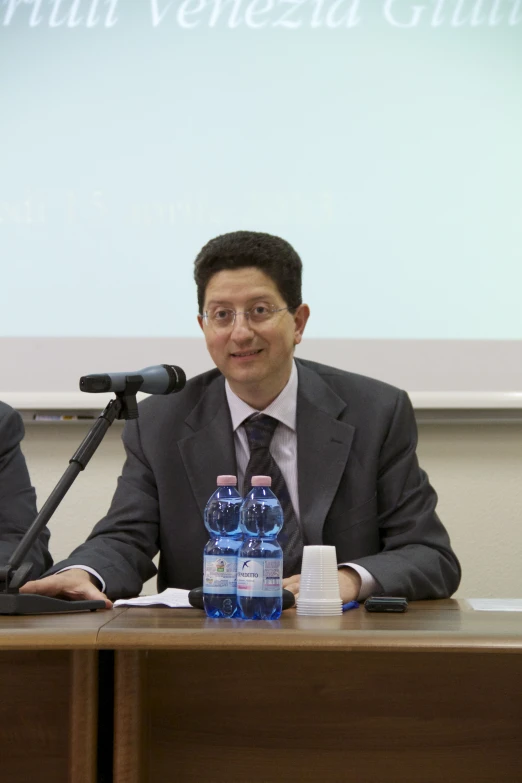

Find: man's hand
<box><xmin>20</xmin><ymin>568</ymin><xmax>113</xmax><ymax>609</ymax></box>
<box><xmin>283</xmin><ymin>567</ymin><xmax>361</xmax><ymax>603</ymax></box>
<box><xmin>337</xmin><ymin>567</ymin><xmax>361</xmax><ymax>603</ymax></box>
<box><xmin>282</xmin><ymin>574</ymin><xmax>301</xmax><ymax>599</ymax></box>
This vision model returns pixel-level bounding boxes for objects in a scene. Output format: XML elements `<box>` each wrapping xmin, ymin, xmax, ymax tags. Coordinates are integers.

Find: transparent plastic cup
<box><xmin>296</xmin><ymin>545</ymin><xmax>342</xmax><ymax>615</ymax></box>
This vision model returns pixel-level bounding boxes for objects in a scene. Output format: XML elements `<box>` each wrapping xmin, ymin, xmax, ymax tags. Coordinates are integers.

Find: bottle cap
<box><xmin>251</xmin><ymin>475</ymin><xmax>272</xmax><ymax>486</ymax></box>
<box><xmin>216</xmin><ymin>475</ymin><xmax>237</xmax><ymax>486</ymax></box>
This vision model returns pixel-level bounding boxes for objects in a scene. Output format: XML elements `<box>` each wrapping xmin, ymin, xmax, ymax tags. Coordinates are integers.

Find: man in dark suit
<box><xmin>0</xmin><ymin>401</ymin><xmax>53</xmax><ymax>578</ymax></box>
<box><xmin>21</xmin><ymin>231</ymin><xmax>460</xmax><ymax>605</ymax></box>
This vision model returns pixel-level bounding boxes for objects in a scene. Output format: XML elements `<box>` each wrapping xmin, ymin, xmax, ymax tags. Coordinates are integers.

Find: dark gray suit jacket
<box><xmin>49</xmin><ymin>360</ymin><xmax>460</xmax><ymax>600</ymax></box>
<box><xmin>0</xmin><ymin>402</ymin><xmax>53</xmax><ymax>578</ymax></box>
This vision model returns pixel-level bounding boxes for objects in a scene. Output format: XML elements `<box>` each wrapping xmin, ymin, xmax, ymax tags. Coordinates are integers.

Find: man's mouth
<box><xmin>230</xmin><ymin>349</ymin><xmax>263</xmax><ymax>358</ymax></box>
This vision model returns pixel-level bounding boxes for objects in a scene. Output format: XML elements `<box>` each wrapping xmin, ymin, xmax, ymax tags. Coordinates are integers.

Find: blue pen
<box><xmin>342</xmin><ymin>601</ymin><xmax>359</xmax><ymax>612</ymax></box>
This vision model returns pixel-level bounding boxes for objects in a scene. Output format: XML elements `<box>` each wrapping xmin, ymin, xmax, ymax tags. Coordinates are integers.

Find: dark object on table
<box><xmin>188</xmin><ymin>586</ymin><xmax>296</xmax><ymax>611</ymax></box>
<box><xmin>364</xmin><ymin>596</ymin><xmax>408</xmax><ymax>613</ymax></box>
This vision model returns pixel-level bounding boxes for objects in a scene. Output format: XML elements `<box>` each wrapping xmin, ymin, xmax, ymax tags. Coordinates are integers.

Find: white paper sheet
<box><xmin>113</xmin><ymin>587</ymin><xmax>192</xmax><ymax>608</ymax></box>
<box><xmin>467</xmin><ymin>599</ymin><xmax>522</xmax><ymax>612</ymax></box>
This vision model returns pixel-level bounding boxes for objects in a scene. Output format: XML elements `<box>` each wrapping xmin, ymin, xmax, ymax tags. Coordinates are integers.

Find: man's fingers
<box><xmin>70</xmin><ymin>582</ymin><xmax>113</xmax><ymax>609</ymax></box>
<box><xmin>20</xmin><ymin>576</ymin><xmax>65</xmax><ymax>596</ymax></box>
<box><xmin>283</xmin><ymin>575</ymin><xmax>300</xmax><ymax>596</ymax></box>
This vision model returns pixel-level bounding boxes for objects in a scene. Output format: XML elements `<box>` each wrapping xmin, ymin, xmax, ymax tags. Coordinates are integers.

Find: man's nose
<box><xmin>229</xmin><ymin>312</ymin><xmax>254</xmax><ymax>340</ymax></box>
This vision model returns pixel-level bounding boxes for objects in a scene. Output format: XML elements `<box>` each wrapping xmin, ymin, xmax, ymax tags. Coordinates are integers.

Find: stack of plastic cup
<box><xmin>296</xmin><ymin>545</ymin><xmax>343</xmax><ymax>616</ymax></box>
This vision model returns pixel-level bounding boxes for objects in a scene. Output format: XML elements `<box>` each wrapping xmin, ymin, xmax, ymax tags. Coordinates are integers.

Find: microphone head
<box><xmin>79</xmin><ymin>374</ymin><xmax>111</xmax><ymax>393</ymax></box>
<box><xmin>161</xmin><ymin>364</ymin><xmax>186</xmax><ymax>394</ymax></box>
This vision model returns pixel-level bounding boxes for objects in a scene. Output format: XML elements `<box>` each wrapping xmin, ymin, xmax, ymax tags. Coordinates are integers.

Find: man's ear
<box><xmin>197</xmin><ymin>314</ymin><xmax>204</xmax><ymax>333</ymax></box>
<box><xmin>293</xmin><ymin>304</ymin><xmax>310</xmax><ymax>345</ymax></box>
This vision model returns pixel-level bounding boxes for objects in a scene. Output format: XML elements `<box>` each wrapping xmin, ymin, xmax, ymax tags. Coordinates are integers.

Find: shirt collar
<box><xmin>225</xmin><ymin>360</ymin><xmax>298</xmax><ymax>433</ymax></box>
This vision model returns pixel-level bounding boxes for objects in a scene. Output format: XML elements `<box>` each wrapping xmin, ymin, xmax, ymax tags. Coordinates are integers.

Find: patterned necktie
<box><xmin>242</xmin><ymin>414</ymin><xmax>304</xmax><ymax>578</ymax></box>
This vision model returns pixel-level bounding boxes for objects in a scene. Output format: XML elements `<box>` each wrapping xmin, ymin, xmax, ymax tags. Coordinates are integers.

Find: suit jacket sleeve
<box><xmin>0</xmin><ymin>404</ymin><xmax>53</xmax><ymax>578</ymax></box>
<box><xmin>350</xmin><ymin>390</ymin><xmax>461</xmax><ymax>599</ymax></box>
<box><xmin>46</xmin><ymin>416</ymin><xmax>160</xmax><ymax>599</ymax></box>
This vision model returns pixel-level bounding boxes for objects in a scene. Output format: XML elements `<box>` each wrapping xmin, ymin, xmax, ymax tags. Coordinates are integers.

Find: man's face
<box><xmin>198</xmin><ymin>267</ymin><xmax>309</xmax><ymax>402</ymax></box>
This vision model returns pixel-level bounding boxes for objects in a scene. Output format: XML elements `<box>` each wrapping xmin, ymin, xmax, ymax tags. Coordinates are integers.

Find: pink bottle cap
<box><xmin>251</xmin><ymin>475</ymin><xmax>272</xmax><ymax>486</ymax></box>
<box><xmin>217</xmin><ymin>475</ymin><xmax>237</xmax><ymax>486</ymax></box>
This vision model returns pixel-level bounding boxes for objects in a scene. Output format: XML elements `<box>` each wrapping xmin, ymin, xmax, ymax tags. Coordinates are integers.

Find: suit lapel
<box><xmin>296</xmin><ymin>362</ymin><xmax>355</xmax><ymax>544</ymax></box>
<box><xmin>178</xmin><ymin>376</ymin><xmax>237</xmax><ymax>519</ymax></box>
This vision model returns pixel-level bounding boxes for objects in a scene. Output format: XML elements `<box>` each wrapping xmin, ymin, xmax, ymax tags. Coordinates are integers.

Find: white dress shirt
<box><xmin>67</xmin><ymin>360</ymin><xmax>378</xmax><ymax>599</ymax></box>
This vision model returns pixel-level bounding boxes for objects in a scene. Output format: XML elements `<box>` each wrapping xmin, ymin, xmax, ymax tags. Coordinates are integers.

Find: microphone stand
<box><xmin>0</xmin><ymin>378</ymin><xmax>143</xmax><ymax>615</ymax></box>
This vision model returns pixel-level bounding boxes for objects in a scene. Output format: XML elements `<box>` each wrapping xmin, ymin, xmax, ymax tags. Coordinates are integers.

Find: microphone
<box><xmin>80</xmin><ymin>364</ymin><xmax>186</xmax><ymax>395</ymax></box>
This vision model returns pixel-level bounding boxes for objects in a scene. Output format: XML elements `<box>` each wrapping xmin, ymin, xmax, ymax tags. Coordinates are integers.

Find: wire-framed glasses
<box><xmin>202</xmin><ymin>304</ymin><xmax>290</xmax><ymax>331</ymax></box>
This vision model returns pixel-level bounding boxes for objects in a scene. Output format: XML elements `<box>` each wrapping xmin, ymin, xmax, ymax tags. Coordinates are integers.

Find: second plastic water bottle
<box><xmin>237</xmin><ymin>475</ymin><xmax>283</xmax><ymax>620</ymax></box>
<box><xmin>203</xmin><ymin>475</ymin><xmax>243</xmax><ymax>619</ymax></box>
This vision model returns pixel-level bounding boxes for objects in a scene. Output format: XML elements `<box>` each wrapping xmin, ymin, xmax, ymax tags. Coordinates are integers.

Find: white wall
<box><xmin>20</xmin><ymin>421</ymin><xmax>522</xmax><ymax>598</ymax></box>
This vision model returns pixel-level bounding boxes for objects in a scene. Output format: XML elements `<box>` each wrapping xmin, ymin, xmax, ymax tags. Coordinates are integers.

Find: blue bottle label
<box><xmin>204</xmin><ymin>555</ymin><xmax>237</xmax><ymax>595</ymax></box>
<box><xmin>237</xmin><ymin>558</ymin><xmax>282</xmax><ymax>597</ymax></box>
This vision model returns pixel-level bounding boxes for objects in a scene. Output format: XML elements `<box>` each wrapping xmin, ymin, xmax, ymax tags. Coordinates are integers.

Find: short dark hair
<box><xmin>194</xmin><ymin>230</ymin><xmax>303</xmax><ymax>314</ymax></box>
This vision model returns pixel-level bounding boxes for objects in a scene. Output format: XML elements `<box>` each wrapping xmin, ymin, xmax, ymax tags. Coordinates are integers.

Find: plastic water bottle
<box><xmin>237</xmin><ymin>475</ymin><xmax>283</xmax><ymax>620</ymax></box>
<box><xmin>203</xmin><ymin>475</ymin><xmax>243</xmax><ymax>619</ymax></box>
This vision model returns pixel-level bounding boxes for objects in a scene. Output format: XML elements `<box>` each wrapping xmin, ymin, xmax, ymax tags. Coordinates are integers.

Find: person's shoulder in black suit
<box><xmin>0</xmin><ymin>401</ymin><xmax>53</xmax><ymax>577</ymax></box>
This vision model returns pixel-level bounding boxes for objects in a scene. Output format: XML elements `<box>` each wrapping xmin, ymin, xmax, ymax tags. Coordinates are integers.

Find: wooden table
<box><xmin>99</xmin><ymin>600</ymin><xmax>522</xmax><ymax>783</ymax></box>
<box><xmin>1</xmin><ymin>602</ymin><xmax>520</xmax><ymax>782</ymax></box>
<box><xmin>0</xmin><ymin>609</ymin><xmax>122</xmax><ymax>783</ymax></box>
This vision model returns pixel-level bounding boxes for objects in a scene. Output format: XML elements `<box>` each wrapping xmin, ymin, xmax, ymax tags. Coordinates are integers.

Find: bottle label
<box><xmin>237</xmin><ymin>558</ymin><xmax>282</xmax><ymax>597</ymax></box>
<box><xmin>204</xmin><ymin>555</ymin><xmax>237</xmax><ymax>595</ymax></box>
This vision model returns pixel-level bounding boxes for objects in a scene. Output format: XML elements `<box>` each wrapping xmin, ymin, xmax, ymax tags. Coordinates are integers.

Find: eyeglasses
<box><xmin>202</xmin><ymin>304</ymin><xmax>290</xmax><ymax>331</ymax></box>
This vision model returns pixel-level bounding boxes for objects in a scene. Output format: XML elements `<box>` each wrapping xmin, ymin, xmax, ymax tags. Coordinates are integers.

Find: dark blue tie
<box><xmin>242</xmin><ymin>414</ymin><xmax>303</xmax><ymax>578</ymax></box>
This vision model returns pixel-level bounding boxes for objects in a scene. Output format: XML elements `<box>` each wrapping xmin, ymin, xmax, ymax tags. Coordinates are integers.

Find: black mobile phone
<box><xmin>364</xmin><ymin>596</ymin><xmax>408</xmax><ymax>613</ymax></box>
